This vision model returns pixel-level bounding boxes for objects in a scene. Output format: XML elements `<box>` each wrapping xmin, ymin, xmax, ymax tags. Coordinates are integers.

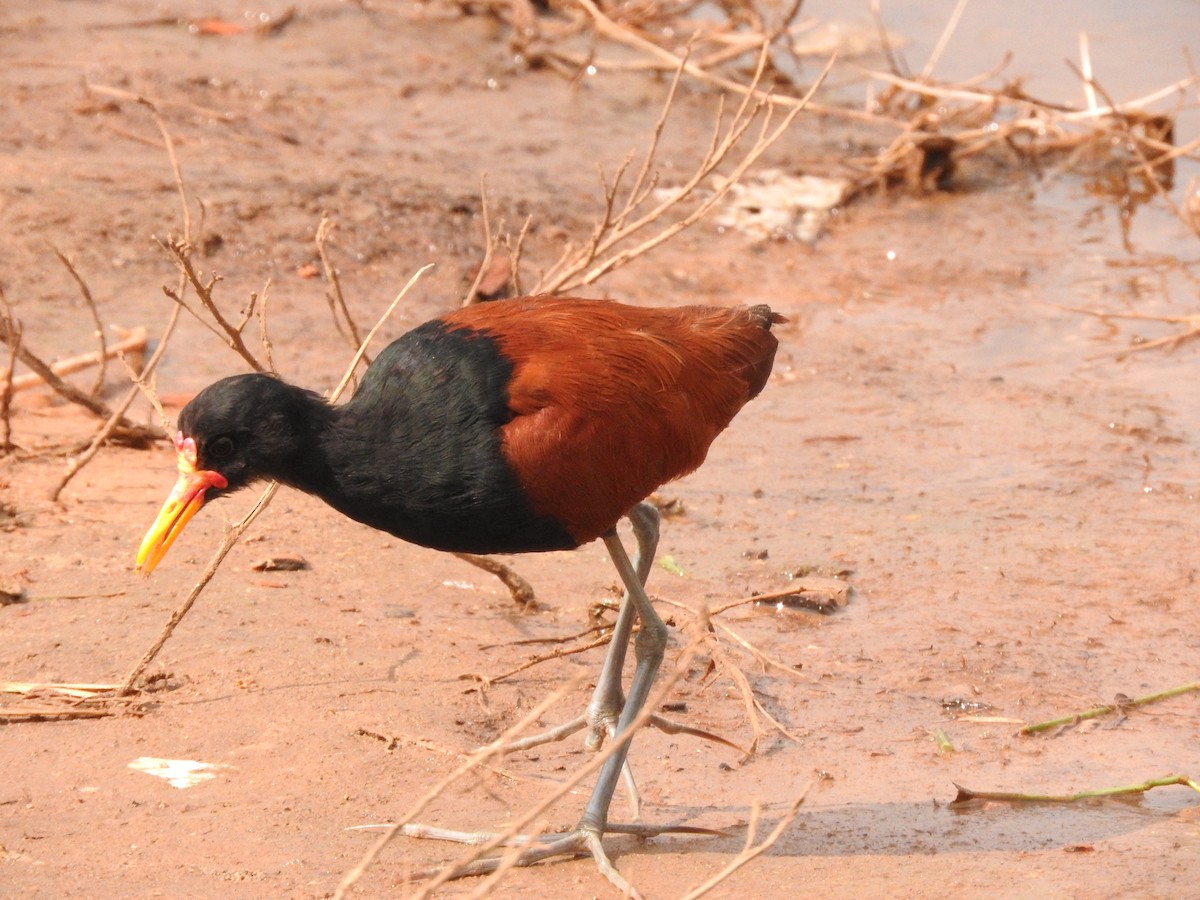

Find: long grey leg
<box><xmin>584</xmin><ymin>502</ymin><xmax>659</xmax><ymax>750</ymax></box>
<box><xmin>397</xmin><ymin>504</ymin><xmax>675</xmax><ymax>898</ymax></box>
<box><xmin>578</xmin><ymin>512</ymin><xmax>668</xmax><ymax>835</ymax></box>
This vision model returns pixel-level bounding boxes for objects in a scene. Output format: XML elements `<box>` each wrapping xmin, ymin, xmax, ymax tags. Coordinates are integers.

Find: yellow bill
<box><xmin>135</xmin><ymin>433</ymin><xmax>227</xmax><ymax>574</ymax></box>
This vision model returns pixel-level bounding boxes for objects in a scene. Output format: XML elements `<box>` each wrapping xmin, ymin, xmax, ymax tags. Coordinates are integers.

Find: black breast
<box><xmin>325</xmin><ymin>320</ymin><xmax>576</xmax><ymax>554</ymax></box>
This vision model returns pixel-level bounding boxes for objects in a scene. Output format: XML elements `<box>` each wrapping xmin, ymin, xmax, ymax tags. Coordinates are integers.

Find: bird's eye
<box><xmin>208</xmin><ymin>435</ymin><xmax>236</xmax><ymax>460</ymax></box>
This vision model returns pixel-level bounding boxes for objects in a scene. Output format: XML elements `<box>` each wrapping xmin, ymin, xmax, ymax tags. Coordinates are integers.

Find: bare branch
<box><xmin>49</xmin><ymin>246</ymin><xmax>108</xmax><ymax>399</ymax></box>
<box><xmin>316</xmin><ymin>214</ymin><xmax>366</xmax><ymax>352</ymax></box>
<box><xmin>0</xmin><ymin>287</ymin><xmax>20</xmax><ymax>453</ymax></box>
<box><xmin>452</xmin><ymin>551</ymin><xmax>535</xmax><ymax>606</ymax></box>
<box><xmin>158</xmin><ymin>236</ymin><xmax>265</xmax><ymax>372</ymax></box>
<box><xmin>49</xmin><ymin>316</ymin><xmax>178</xmax><ymax>503</ymax></box>
<box><xmin>680</xmin><ymin>789</ymin><xmax>810</xmax><ymax>899</ymax></box>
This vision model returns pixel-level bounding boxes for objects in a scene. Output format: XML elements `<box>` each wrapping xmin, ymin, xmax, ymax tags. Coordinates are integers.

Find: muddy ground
<box><xmin>2</xmin><ymin>2</ymin><xmax>1199</xmax><ymax>898</ymax></box>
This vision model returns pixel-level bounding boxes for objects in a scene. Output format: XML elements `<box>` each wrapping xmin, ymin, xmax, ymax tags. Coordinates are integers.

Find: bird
<box><xmin>135</xmin><ymin>294</ymin><xmax>784</xmax><ymax>892</ymax></box>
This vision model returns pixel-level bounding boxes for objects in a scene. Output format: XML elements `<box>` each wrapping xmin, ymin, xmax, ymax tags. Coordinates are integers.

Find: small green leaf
<box><xmin>659</xmin><ymin>555</ymin><xmax>685</xmax><ymax>576</ymax></box>
<box><xmin>934</xmin><ymin>728</ymin><xmax>954</xmax><ymax>753</ymax></box>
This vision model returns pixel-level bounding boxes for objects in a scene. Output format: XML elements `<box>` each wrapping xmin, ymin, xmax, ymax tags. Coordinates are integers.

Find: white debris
<box><xmin>128</xmin><ymin>757</ymin><xmax>230</xmax><ymax>789</ymax></box>
<box><xmin>714</xmin><ymin>170</ymin><xmax>852</xmax><ymax>242</ymax></box>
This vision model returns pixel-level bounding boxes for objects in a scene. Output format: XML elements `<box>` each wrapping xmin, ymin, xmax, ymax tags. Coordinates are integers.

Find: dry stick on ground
<box><xmin>452</xmin><ymin>552</ymin><xmax>536</xmax><ymax>607</ymax></box>
<box><xmin>1065</xmin><ymin>306</ymin><xmax>1200</xmax><ymax>357</ymax></box>
<box><xmin>50</xmin><ymin>310</ymin><xmax>182</xmax><ymax>503</ymax></box>
<box><xmin>49</xmin><ymin>246</ymin><xmax>108</xmax><ymax>399</ymax></box>
<box><xmin>0</xmin><ymin>289</ymin><xmax>21</xmax><ymax>452</ymax></box>
<box><xmin>657</xmin><ymin>597</ymin><xmax>805</xmax><ymax>754</ymax></box>
<box><xmin>118</xmin><ymin>269</ymin><xmax>432</xmax><ymax>695</ymax></box>
<box><xmin>477</xmin><ymin>631</ymin><xmax>613</xmax><ymax>685</ymax></box>
<box><xmin>534</xmin><ymin>47</ymin><xmax>833</xmax><ymax>295</ymax></box>
<box><xmin>9</xmin><ymin>328</ymin><xmax>148</xmax><ymax>393</ymax></box>
<box><xmin>953</xmin><ymin>774</ymin><xmax>1200</xmax><ymax>805</ymax></box>
<box><xmin>315</xmin><ymin>214</ymin><xmax>366</xmax><ymax>356</ymax></box>
<box><xmin>0</xmin><ymin>322</ymin><xmax>103</xmax><ymax>418</ymax></box>
<box><xmin>1019</xmin><ymin>681</ymin><xmax>1200</xmax><ymax>736</ymax></box>
<box><xmin>158</xmin><ymin>236</ymin><xmax>265</xmax><ymax>372</ymax></box>
<box><xmin>337</xmin><ymin>635</ymin><xmax>709</xmax><ymax>900</ymax></box>
<box><xmin>333</xmin><ymin>677</ymin><xmax>587</xmax><ymax>899</ymax></box>
<box><xmin>0</xmin><ymin>311</ymin><xmax>160</xmax><ymax>444</ymax></box>
<box><xmin>680</xmin><ymin>787</ymin><xmax>811</xmax><ymax>900</ymax></box>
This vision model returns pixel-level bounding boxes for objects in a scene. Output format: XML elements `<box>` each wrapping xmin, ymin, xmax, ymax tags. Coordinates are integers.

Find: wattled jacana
<box><xmin>136</xmin><ymin>295</ymin><xmax>783</xmax><ymax>890</ymax></box>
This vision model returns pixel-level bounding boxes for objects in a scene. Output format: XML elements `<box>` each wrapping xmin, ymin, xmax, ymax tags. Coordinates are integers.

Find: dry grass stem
<box><xmin>329</xmin><ymin>266</ymin><xmax>434</xmax><ymax>401</ymax></box>
<box><xmin>0</xmin><ymin>288</ymin><xmax>21</xmax><ymax>452</ymax></box>
<box><xmin>463</xmin><ymin>174</ymin><xmax>501</xmax><ymax>306</ymax></box>
<box><xmin>451</xmin><ymin>552</ymin><xmax>536</xmax><ymax>607</ymax></box>
<box><xmin>316</xmin><ymin>215</ymin><xmax>366</xmax><ymax>353</ymax></box>
<box><xmin>953</xmin><ymin>773</ymin><xmax>1200</xmax><ymax>805</ymax></box>
<box><xmin>159</xmin><ymin>237</ymin><xmax>265</xmax><ymax>371</ymax></box>
<box><xmin>919</xmin><ymin>0</ymin><xmax>970</xmax><ymax>80</ymax></box>
<box><xmin>680</xmin><ymin>788</ymin><xmax>810</xmax><ymax>899</ymax></box>
<box><xmin>1019</xmin><ymin>681</ymin><xmax>1200</xmax><ymax>736</ymax></box>
<box><xmin>8</xmin><ymin>328</ymin><xmax>148</xmax><ymax>394</ymax></box>
<box><xmin>533</xmin><ymin>47</ymin><xmax>831</xmax><ymax>295</ymax></box>
<box><xmin>50</xmin><ymin>308</ymin><xmax>183</xmax><ymax>502</ymax></box>
<box><xmin>49</xmin><ymin>247</ymin><xmax>108</xmax><ymax>398</ymax></box>
<box><xmin>333</xmin><ymin>676</ymin><xmax>586</xmax><ymax>898</ymax></box>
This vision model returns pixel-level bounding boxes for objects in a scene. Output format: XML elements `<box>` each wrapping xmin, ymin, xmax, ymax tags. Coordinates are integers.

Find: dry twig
<box><xmin>49</xmin><ymin>246</ymin><xmax>108</xmax><ymax>399</ymax></box>
<box><xmin>953</xmin><ymin>773</ymin><xmax>1200</xmax><ymax>805</ymax></box>
<box><xmin>532</xmin><ymin>46</ymin><xmax>832</xmax><ymax>294</ymax></box>
<box><xmin>158</xmin><ymin>236</ymin><xmax>265</xmax><ymax>372</ymax></box>
<box><xmin>315</xmin><ymin>214</ymin><xmax>366</xmax><ymax>354</ymax></box>
<box><xmin>1067</xmin><ymin>305</ymin><xmax>1200</xmax><ymax>358</ymax></box>
<box><xmin>0</xmin><ymin>288</ymin><xmax>20</xmax><ymax>452</ymax></box>
<box><xmin>337</xmin><ymin>635</ymin><xmax>708</xmax><ymax>899</ymax></box>
<box><xmin>0</xmin><ymin>311</ymin><xmax>161</xmax><ymax>447</ymax></box>
<box><xmin>8</xmin><ymin>328</ymin><xmax>148</xmax><ymax>394</ymax></box>
<box><xmin>680</xmin><ymin>789</ymin><xmax>810</xmax><ymax>899</ymax></box>
<box><xmin>451</xmin><ymin>552</ymin><xmax>537</xmax><ymax>608</ymax></box>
